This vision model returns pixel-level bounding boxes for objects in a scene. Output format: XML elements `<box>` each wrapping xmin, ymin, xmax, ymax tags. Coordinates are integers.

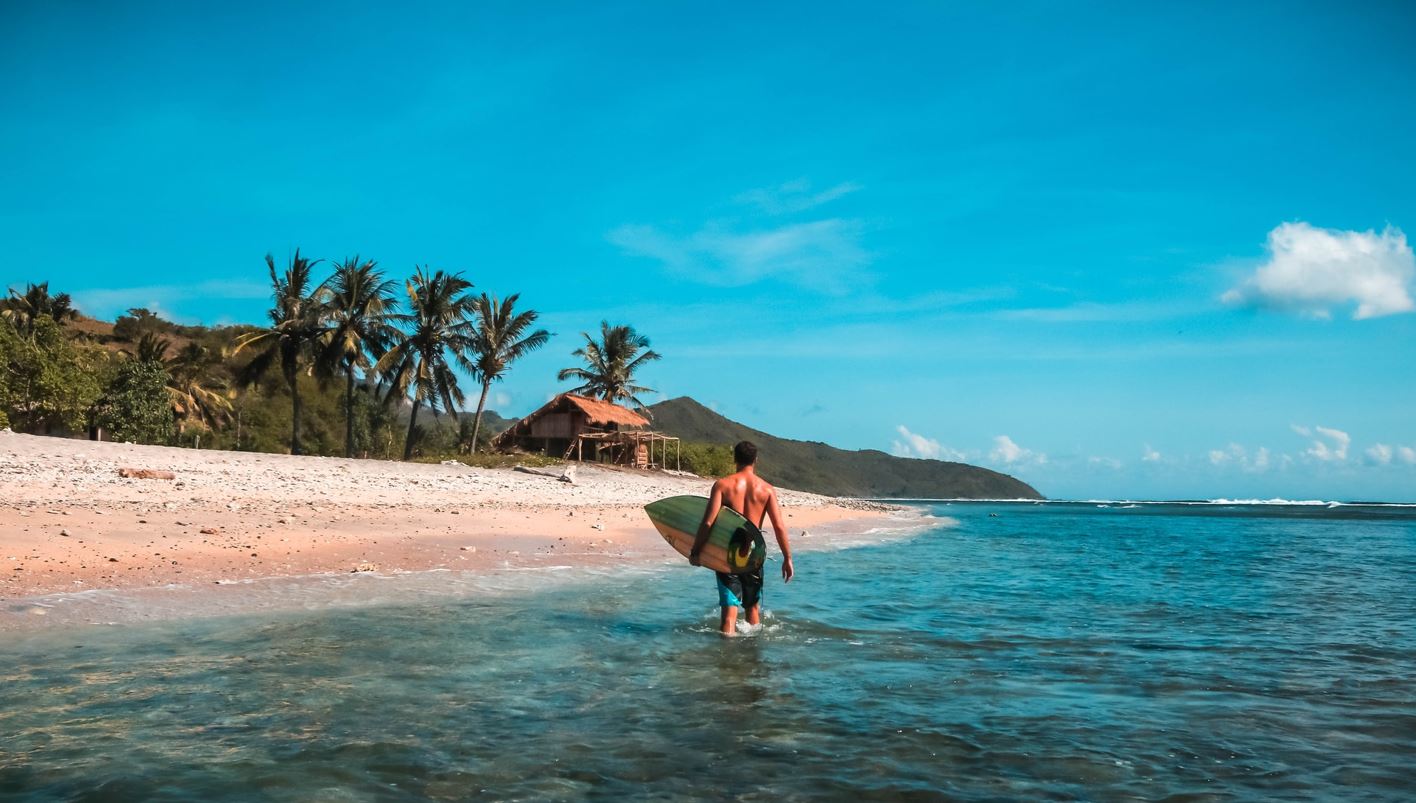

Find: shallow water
<box><xmin>3</xmin><ymin>502</ymin><xmax>1414</xmax><ymax>801</ymax></box>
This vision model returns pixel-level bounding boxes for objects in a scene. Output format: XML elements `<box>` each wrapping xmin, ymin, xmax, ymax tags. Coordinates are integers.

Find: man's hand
<box><xmin>781</xmin><ymin>556</ymin><xmax>794</xmax><ymax>583</ymax></box>
<box><xmin>688</xmin><ymin>549</ymin><xmax>702</xmax><ymax>567</ymax></box>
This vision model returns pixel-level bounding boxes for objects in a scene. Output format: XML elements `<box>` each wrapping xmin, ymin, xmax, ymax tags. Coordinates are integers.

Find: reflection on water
<box><xmin>2</xmin><ymin>502</ymin><xmax>1415</xmax><ymax>800</ymax></box>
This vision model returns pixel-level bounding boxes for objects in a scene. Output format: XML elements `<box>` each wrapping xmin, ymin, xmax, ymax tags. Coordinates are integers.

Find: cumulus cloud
<box><xmin>1142</xmin><ymin>444</ymin><xmax>1162</xmax><ymax>463</ymax></box>
<box><xmin>1366</xmin><ymin>443</ymin><xmax>1394</xmax><ymax>465</ymax></box>
<box><xmin>990</xmin><ymin>435</ymin><xmax>1046</xmax><ymax>466</ymax></box>
<box><xmin>608</xmin><ymin>218</ymin><xmax>869</xmax><ymax>294</ymax></box>
<box><xmin>891</xmin><ymin>426</ymin><xmax>966</xmax><ymax>461</ymax></box>
<box><xmin>1222</xmin><ymin>222</ymin><xmax>1416</xmax><ymax>319</ymax></box>
<box><xmin>1293</xmin><ymin>424</ymin><xmax>1350</xmax><ymax>462</ymax></box>
<box><xmin>1369</xmin><ymin>443</ymin><xmax>1416</xmax><ymax>466</ymax></box>
<box><xmin>1088</xmin><ymin>456</ymin><xmax>1122</xmax><ymax>470</ymax></box>
<box><xmin>1209</xmin><ymin>443</ymin><xmax>1272</xmax><ymax>472</ymax></box>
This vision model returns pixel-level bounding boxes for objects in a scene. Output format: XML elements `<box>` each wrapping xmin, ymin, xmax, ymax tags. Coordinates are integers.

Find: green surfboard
<box><xmin>644</xmin><ymin>495</ymin><xmax>767</xmax><ymax>575</ymax></box>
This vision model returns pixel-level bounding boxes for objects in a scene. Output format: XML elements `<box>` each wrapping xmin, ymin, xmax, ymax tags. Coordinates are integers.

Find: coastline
<box><xmin>1</xmin><ymin>431</ymin><xmax>922</xmax><ymax>631</ymax></box>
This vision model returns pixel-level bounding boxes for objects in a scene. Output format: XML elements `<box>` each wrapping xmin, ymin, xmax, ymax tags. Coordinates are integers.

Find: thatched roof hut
<box><xmin>491</xmin><ymin>393</ymin><xmax>677</xmax><ymax>469</ymax></box>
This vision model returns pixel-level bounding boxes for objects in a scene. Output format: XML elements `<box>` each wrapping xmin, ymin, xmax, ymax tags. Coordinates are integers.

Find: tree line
<box><xmin>1</xmin><ymin>255</ymin><xmax>661</xmax><ymax>462</ymax></box>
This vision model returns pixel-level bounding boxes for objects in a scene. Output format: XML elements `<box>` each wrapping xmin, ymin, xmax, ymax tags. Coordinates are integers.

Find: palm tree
<box><xmin>557</xmin><ymin>321</ymin><xmax>661</xmax><ymax>410</ymax></box>
<box><xmin>135</xmin><ymin>332</ymin><xmax>172</xmax><ymax>364</ymax></box>
<box><xmin>232</xmin><ymin>250</ymin><xmax>327</xmax><ymax>455</ymax></box>
<box><xmin>376</xmin><ymin>267</ymin><xmax>478</xmax><ymax>460</ymax></box>
<box><xmin>467</xmin><ymin>293</ymin><xmax>550</xmax><ymax>453</ymax></box>
<box><xmin>166</xmin><ymin>341</ymin><xmax>232</xmax><ymax>447</ymax></box>
<box><xmin>3</xmin><ymin>282</ymin><xmax>77</xmax><ymax>337</ymax></box>
<box><xmin>318</xmin><ymin>256</ymin><xmax>399</xmax><ymax>458</ymax></box>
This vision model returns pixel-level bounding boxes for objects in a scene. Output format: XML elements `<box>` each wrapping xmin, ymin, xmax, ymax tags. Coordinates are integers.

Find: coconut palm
<box><xmin>318</xmin><ymin>256</ymin><xmax>400</xmax><ymax>458</ymax></box>
<box><xmin>166</xmin><ymin>341</ymin><xmax>232</xmax><ymax>447</ymax></box>
<box><xmin>557</xmin><ymin>321</ymin><xmax>661</xmax><ymax>410</ymax></box>
<box><xmin>232</xmin><ymin>250</ymin><xmax>328</xmax><ymax>455</ymax></box>
<box><xmin>466</xmin><ymin>293</ymin><xmax>549</xmax><ymax>453</ymax></box>
<box><xmin>135</xmin><ymin>332</ymin><xmax>172</xmax><ymax>364</ymax></box>
<box><xmin>3</xmin><ymin>282</ymin><xmax>77</xmax><ymax>337</ymax></box>
<box><xmin>376</xmin><ymin>267</ymin><xmax>478</xmax><ymax>460</ymax></box>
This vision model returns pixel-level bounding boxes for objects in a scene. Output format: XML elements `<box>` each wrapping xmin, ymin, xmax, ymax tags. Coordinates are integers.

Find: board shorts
<box><xmin>716</xmin><ymin>568</ymin><xmax>763</xmax><ymax>609</ymax></box>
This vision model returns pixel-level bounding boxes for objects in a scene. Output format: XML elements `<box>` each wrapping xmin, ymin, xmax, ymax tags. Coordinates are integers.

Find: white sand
<box><xmin>0</xmin><ymin>431</ymin><xmax>899</xmax><ymax>609</ymax></box>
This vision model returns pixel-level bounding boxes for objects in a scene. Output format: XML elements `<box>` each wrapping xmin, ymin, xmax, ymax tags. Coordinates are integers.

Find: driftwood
<box><xmin>117</xmin><ymin>468</ymin><xmax>176</xmax><ymax>480</ymax></box>
<box><xmin>513</xmin><ymin>464</ymin><xmax>577</xmax><ymax>484</ymax></box>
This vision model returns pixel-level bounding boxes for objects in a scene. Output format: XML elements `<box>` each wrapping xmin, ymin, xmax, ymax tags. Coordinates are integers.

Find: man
<box><xmin>690</xmin><ymin>440</ymin><xmax>794</xmax><ymax>636</ymax></box>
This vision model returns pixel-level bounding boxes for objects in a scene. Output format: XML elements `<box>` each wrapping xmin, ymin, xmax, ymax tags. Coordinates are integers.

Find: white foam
<box><xmin>892</xmin><ymin>498</ymin><xmax>1416</xmax><ymax>508</ymax></box>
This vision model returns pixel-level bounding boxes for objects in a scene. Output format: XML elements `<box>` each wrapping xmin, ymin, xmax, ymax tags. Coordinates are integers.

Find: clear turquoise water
<box><xmin>3</xmin><ymin>502</ymin><xmax>1415</xmax><ymax>801</ymax></box>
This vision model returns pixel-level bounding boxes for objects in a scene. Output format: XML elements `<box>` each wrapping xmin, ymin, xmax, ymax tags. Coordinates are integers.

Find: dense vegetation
<box><xmin>649</xmin><ymin>397</ymin><xmax>1044</xmax><ymax>499</ymax></box>
<box><xmin>0</xmin><ymin>263</ymin><xmax>657</xmax><ymax>463</ymax></box>
<box><xmin>2</xmin><ymin>277</ymin><xmax>1038</xmax><ymax>497</ymax></box>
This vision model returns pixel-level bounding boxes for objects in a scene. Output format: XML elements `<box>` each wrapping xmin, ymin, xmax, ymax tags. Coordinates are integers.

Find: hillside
<box><xmin>648</xmin><ymin>397</ymin><xmax>1043</xmax><ymax>500</ymax></box>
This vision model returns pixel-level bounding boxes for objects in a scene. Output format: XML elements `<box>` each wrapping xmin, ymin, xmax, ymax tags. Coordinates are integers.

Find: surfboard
<box><xmin>644</xmin><ymin>495</ymin><xmax>767</xmax><ymax>575</ymax></box>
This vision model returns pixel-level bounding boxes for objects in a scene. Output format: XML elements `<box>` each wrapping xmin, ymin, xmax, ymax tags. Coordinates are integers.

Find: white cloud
<box><xmin>1294</xmin><ymin>424</ymin><xmax>1350</xmax><ymax>462</ymax></box>
<box><xmin>70</xmin><ymin>279</ymin><xmax>271</xmax><ymax>321</ymax></box>
<box><xmin>1209</xmin><ymin>443</ymin><xmax>1272</xmax><ymax>472</ymax></box>
<box><xmin>492</xmin><ymin>391</ymin><xmax>512</xmax><ymax>409</ymax></box>
<box><xmin>990</xmin><ymin>435</ymin><xmax>1046</xmax><ymax>466</ymax></box>
<box><xmin>1366</xmin><ymin>443</ymin><xmax>1394</xmax><ymax>465</ymax></box>
<box><xmin>608</xmin><ymin>218</ymin><xmax>870</xmax><ymax>295</ymax></box>
<box><xmin>1088</xmin><ymin>456</ymin><xmax>1122</xmax><ymax>470</ymax></box>
<box><xmin>735</xmin><ymin>179</ymin><xmax>862</xmax><ymax>215</ymax></box>
<box><xmin>1369</xmin><ymin>443</ymin><xmax>1416</xmax><ymax>466</ymax></box>
<box><xmin>891</xmin><ymin>425</ymin><xmax>966</xmax><ymax>461</ymax></box>
<box><xmin>1142</xmin><ymin>444</ymin><xmax>1162</xmax><ymax>462</ymax></box>
<box><xmin>1222</xmin><ymin>222</ymin><xmax>1416</xmax><ymax>319</ymax></box>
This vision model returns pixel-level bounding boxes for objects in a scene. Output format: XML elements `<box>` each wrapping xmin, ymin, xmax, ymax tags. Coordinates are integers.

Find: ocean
<box><xmin>3</xmin><ymin>501</ymin><xmax>1414</xmax><ymax>801</ymax></box>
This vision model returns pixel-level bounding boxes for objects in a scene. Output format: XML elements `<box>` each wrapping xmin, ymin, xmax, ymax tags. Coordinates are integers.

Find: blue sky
<box><xmin>4</xmin><ymin>1</ymin><xmax>1415</xmax><ymax>500</ymax></box>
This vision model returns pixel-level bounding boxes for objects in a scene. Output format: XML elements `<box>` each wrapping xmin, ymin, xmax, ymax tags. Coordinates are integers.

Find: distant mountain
<box><xmin>393</xmin><ymin>402</ymin><xmax>516</xmax><ymax>436</ymax></box>
<box><xmin>648</xmin><ymin>397</ymin><xmax>1043</xmax><ymax>500</ymax></box>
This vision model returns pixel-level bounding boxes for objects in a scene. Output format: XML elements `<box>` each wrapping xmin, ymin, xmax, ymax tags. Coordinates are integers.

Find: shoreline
<box><xmin>1</xmin><ymin>431</ymin><xmax>921</xmax><ymax>631</ymax></box>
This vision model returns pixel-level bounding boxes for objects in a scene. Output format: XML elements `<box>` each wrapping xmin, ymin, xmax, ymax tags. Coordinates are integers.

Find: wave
<box><xmin>885</xmin><ymin>497</ymin><xmax>1416</xmax><ymax>508</ymax></box>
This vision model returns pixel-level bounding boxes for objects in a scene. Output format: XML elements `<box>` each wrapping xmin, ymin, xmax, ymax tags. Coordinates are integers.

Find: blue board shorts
<box><xmin>716</xmin><ymin>568</ymin><xmax>763</xmax><ymax>609</ymax></box>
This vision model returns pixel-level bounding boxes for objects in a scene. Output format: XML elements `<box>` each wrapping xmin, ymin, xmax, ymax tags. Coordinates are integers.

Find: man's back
<box><xmin>714</xmin><ymin>469</ymin><xmax>775</xmax><ymax>527</ymax></box>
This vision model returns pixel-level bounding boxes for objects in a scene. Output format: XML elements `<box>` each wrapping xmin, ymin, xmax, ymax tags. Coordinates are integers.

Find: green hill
<box><xmin>648</xmin><ymin>397</ymin><xmax>1043</xmax><ymax>500</ymax></box>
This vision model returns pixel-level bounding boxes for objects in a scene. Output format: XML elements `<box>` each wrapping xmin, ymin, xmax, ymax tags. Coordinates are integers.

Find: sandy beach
<box><xmin>0</xmin><ymin>431</ymin><xmax>901</xmax><ymax>616</ymax></box>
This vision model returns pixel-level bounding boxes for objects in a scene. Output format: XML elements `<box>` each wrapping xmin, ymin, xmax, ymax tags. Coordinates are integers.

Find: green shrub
<box><xmin>0</xmin><ymin>315</ymin><xmax>106</xmax><ymax>434</ymax></box>
<box><xmin>96</xmin><ymin>360</ymin><xmax>174</xmax><ymax>444</ymax></box>
<box><xmin>679</xmin><ymin>441</ymin><xmax>735</xmax><ymax>478</ymax></box>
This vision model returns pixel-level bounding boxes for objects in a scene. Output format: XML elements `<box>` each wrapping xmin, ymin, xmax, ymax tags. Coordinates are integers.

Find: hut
<box><xmin>491</xmin><ymin>393</ymin><xmax>680</xmax><ymax>469</ymax></box>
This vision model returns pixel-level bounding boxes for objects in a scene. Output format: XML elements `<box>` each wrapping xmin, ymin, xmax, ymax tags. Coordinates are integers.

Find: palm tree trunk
<box><xmin>344</xmin><ymin>367</ymin><xmax>356</xmax><ymax>459</ymax></box>
<box><xmin>402</xmin><ymin>399</ymin><xmax>421</xmax><ymax>461</ymax></box>
<box><xmin>470</xmin><ymin>381</ymin><xmax>490</xmax><ymax>454</ymax></box>
<box><xmin>290</xmin><ymin>371</ymin><xmax>303</xmax><ymax>456</ymax></box>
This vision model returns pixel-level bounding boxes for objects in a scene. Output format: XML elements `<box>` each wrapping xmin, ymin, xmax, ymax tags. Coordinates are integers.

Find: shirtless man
<box><xmin>690</xmin><ymin>441</ymin><xmax>794</xmax><ymax>636</ymax></box>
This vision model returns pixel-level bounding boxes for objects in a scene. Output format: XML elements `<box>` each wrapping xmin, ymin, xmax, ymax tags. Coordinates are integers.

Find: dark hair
<box><xmin>734</xmin><ymin>440</ymin><xmax>758</xmax><ymax>467</ymax></box>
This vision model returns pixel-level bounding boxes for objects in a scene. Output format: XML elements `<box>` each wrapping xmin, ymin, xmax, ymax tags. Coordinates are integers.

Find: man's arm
<box><xmin>689</xmin><ymin>482</ymin><xmax>724</xmax><ymax>566</ymax></box>
<box><xmin>765</xmin><ymin>489</ymin><xmax>794</xmax><ymax>582</ymax></box>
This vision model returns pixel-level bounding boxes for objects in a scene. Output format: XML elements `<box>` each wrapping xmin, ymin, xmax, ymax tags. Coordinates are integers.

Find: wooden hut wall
<box><xmin>530</xmin><ymin>412</ymin><xmax>576</xmax><ymax>439</ymax></box>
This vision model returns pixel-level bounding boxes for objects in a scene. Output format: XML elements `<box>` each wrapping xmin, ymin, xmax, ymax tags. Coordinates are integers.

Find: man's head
<box><xmin>734</xmin><ymin>440</ymin><xmax>758</xmax><ymax>468</ymax></box>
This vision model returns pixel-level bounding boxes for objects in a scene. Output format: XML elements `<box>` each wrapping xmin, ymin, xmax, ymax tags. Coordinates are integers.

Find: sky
<box><xmin>3</xmin><ymin>1</ymin><xmax>1415</xmax><ymax>501</ymax></box>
